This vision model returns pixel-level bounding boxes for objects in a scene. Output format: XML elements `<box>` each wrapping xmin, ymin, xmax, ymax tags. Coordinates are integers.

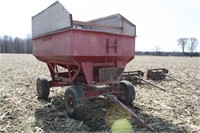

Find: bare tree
<box><xmin>188</xmin><ymin>37</ymin><xmax>198</xmax><ymax>53</ymax></box>
<box><xmin>177</xmin><ymin>38</ymin><xmax>189</xmax><ymax>54</ymax></box>
<box><xmin>154</xmin><ymin>45</ymin><xmax>160</xmax><ymax>52</ymax></box>
<box><xmin>25</xmin><ymin>34</ymin><xmax>32</xmax><ymax>53</ymax></box>
<box><xmin>2</xmin><ymin>35</ymin><xmax>9</xmax><ymax>53</ymax></box>
<box><xmin>7</xmin><ymin>36</ymin><xmax>13</xmax><ymax>53</ymax></box>
<box><xmin>13</xmin><ymin>37</ymin><xmax>24</xmax><ymax>53</ymax></box>
<box><xmin>0</xmin><ymin>36</ymin><xmax>2</xmax><ymax>53</ymax></box>
<box><xmin>0</xmin><ymin>35</ymin><xmax>33</xmax><ymax>54</ymax></box>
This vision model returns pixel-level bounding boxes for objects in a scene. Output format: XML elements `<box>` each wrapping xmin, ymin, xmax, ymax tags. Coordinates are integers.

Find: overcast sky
<box><xmin>0</xmin><ymin>0</ymin><xmax>199</xmax><ymax>52</ymax></box>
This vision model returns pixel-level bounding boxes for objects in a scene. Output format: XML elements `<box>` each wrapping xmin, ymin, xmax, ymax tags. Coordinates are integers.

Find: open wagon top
<box><xmin>32</xmin><ymin>1</ymin><xmax>136</xmax><ymax>39</ymax></box>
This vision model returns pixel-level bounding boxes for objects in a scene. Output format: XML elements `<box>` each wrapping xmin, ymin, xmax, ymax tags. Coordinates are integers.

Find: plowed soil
<box><xmin>0</xmin><ymin>54</ymin><xmax>199</xmax><ymax>132</ymax></box>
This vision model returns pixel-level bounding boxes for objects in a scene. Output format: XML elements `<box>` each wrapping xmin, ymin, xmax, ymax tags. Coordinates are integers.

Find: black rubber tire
<box><xmin>36</xmin><ymin>76</ymin><xmax>50</xmax><ymax>99</ymax></box>
<box><xmin>118</xmin><ymin>80</ymin><xmax>135</xmax><ymax>105</ymax></box>
<box><xmin>64</xmin><ymin>86</ymin><xmax>86</xmax><ymax>120</ymax></box>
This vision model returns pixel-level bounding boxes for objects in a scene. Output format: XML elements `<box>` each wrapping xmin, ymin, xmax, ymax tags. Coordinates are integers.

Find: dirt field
<box><xmin>0</xmin><ymin>54</ymin><xmax>200</xmax><ymax>132</ymax></box>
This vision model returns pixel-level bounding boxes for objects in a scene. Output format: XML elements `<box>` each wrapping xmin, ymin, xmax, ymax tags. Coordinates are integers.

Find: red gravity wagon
<box><xmin>32</xmin><ymin>1</ymin><xmax>137</xmax><ymax>121</ymax></box>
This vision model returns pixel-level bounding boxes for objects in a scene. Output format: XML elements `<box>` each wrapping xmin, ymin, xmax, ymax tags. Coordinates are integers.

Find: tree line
<box><xmin>0</xmin><ymin>35</ymin><xmax>199</xmax><ymax>56</ymax></box>
<box><xmin>137</xmin><ymin>37</ymin><xmax>199</xmax><ymax>57</ymax></box>
<box><xmin>0</xmin><ymin>35</ymin><xmax>32</xmax><ymax>53</ymax></box>
<box><xmin>177</xmin><ymin>37</ymin><xmax>198</xmax><ymax>53</ymax></box>
<box><xmin>136</xmin><ymin>51</ymin><xmax>200</xmax><ymax>57</ymax></box>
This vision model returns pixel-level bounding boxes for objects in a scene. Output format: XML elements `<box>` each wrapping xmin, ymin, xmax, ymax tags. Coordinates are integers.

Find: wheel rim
<box><xmin>67</xmin><ymin>95</ymin><xmax>75</xmax><ymax>113</ymax></box>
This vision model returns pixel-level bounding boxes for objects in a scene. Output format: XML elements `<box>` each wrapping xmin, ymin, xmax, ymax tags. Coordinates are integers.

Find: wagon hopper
<box><xmin>32</xmin><ymin>1</ymin><xmax>153</xmax><ymax>131</ymax></box>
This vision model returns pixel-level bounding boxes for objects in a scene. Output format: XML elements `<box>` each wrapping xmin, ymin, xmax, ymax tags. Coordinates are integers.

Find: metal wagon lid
<box><xmin>32</xmin><ymin>1</ymin><xmax>72</xmax><ymax>38</ymax></box>
<box><xmin>32</xmin><ymin>1</ymin><xmax>136</xmax><ymax>38</ymax></box>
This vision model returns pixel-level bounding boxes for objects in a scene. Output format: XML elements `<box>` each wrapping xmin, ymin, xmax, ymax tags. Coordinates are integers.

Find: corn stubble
<box><xmin>0</xmin><ymin>54</ymin><xmax>199</xmax><ymax>132</ymax></box>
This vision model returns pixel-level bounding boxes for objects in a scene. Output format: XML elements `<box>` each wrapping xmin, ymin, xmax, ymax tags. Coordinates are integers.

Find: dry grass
<box><xmin>0</xmin><ymin>54</ymin><xmax>199</xmax><ymax>132</ymax></box>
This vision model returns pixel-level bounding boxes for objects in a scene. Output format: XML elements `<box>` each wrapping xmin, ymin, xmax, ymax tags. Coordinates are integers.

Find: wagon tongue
<box><xmin>103</xmin><ymin>93</ymin><xmax>154</xmax><ymax>131</ymax></box>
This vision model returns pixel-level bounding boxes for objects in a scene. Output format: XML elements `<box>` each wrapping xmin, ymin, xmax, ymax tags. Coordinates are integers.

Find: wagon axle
<box><xmin>36</xmin><ymin>76</ymin><xmax>154</xmax><ymax>131</ymax></box>
<box><xmin>36</xmin><ymin>76</ymin><xmax>136</xmax><ymax>114</ymax></box>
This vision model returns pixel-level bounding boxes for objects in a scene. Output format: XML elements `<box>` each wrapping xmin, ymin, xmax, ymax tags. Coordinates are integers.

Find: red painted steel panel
<box><xmin>33</xmin><ymin>29</ymin><xmax>135</xmax><ymax>64</ymax></box>
<box><xmin>71</xmin><ymin>29</ymin><xmax>135</xmax><ymax>56</ymax></box>
<box><xmin>33</xmin><ymin>31</ymin><xmax>72</xmax><ymax>56</ymax></box>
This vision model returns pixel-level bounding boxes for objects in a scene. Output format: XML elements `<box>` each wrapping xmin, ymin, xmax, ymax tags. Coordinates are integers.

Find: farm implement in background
<box><xmin>122</xmin><ymin>68</ymin><xmax>183</xmax><ymax>91</ymax></box>
<box><xmin>147</xmin><ymin>68</ymin><xmax>183</xmax><ymax>84</ymax></box>
<box><xmin>122</xmin><ymin>70</ymin><xmax>166</xmax><ymax>91</ymax></box>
